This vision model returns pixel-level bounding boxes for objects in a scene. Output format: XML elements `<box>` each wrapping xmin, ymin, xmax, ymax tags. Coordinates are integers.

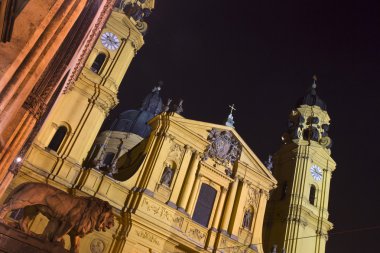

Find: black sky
<box><xmin>105</xmin><ymin>0</ymin><xmax>380</xmax><ymax>252</ymax></box>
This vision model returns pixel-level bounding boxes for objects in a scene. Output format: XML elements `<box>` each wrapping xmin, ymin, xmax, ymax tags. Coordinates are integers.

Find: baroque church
<box><xmin>0</xmin><ymin>1</ymin><xmax>336</xmax><ymax>253</ymax></box>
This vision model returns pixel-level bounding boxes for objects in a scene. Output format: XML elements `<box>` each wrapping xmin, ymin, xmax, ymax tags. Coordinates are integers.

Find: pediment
<box><xmin>150</xmin><ymin>114</ymin><xmax>277</xmax><ymax>187</ymax></box>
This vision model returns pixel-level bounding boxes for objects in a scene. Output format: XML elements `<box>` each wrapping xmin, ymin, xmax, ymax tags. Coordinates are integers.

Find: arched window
<box><xmin>90</xmin><ymin>53</ymin><xmax>106</xmax><ymax>73</ymax></box>
<box><xmin>193</xmin><ymin>184</ymin><xmax>217</xmax><ymax>227</ymax></box>
<box><xmin>103</xmin><ymin>152</ymin><xmax>115</xmax><ymax>166</ymax></box>
<box><xmin>48</xmin><ymin>126</ymin><xmax>68</xmax><ymax>151</ymax></box>
<box><xmin>309</xmin><ymin>185</ymin><xmax>316</xmax><ymax>205</ymax></box>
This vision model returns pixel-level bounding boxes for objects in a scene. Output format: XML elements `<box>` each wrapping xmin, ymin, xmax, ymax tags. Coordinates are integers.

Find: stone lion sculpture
<box><xmin>0</xmin><ymin>182</ymin><xmax>114</xmax><ymax>253</ymax></box>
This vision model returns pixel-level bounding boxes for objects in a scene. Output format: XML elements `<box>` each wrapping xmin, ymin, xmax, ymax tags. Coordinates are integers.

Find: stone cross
<box><xmin>229</xmin><ymin>104</ymin><xmax>236</xmax><ymax>115</ymax></box>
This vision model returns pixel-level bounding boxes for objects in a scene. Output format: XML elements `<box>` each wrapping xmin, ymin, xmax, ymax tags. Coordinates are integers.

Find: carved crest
<box><xmin>203</xmin><ymin>128</ymin><xmax>241</xmax><ymax>166</ymax></box>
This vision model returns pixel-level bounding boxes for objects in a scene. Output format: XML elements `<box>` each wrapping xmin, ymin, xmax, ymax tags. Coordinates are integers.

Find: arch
<box><xmin>192</xmin><ymin>183</ymin><xmax>217</xmax><ymax>227</ymax></box>
<box><xmin>48</xmin><ymin>126</ymin><xmax>68</xmax><ymax>151</ymax></box>
<box><xmin>90</xmin><ymin>52</ymin><xmax>107</xmax><ymax>73</ymax></box>
<box><xmin>309</xmin><ymin>185</ymin><xmax>316</xmax><ymax>205</ymax></box>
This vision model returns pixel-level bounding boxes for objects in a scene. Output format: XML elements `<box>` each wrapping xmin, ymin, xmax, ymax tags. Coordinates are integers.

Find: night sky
<box><xmin>105</xmin><ymin>1</ymin><xmax>380</xmax><ymax>252</ymax></box>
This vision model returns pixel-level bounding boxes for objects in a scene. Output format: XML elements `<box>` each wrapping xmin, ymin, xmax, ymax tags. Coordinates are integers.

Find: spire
<box><xmin>225</xmin><ymin>104</ymin><xmax>236</xmax><ymax>128</ymax></box>
<box><xmin>296</xmin><ymin>75</ymin><xmax>327</xmax><ymax>110</ymax></box>
<box><xmin>311</xmin><ymin>75</ymin><xmax>317</xmax><ymax>95</ymax></box>
<box><xmin>312</xmin><ymin>75</ymin><xmax>317</xmax><ymax>89</ymax></box>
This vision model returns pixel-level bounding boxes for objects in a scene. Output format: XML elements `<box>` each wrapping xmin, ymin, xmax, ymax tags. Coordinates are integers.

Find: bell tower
<box><xmin>13</xmin><ymin>0</ymin><xmax>154</xmax><ymax>187</ymax></box>
<box><xmin>263</xmin><ymin>77</ymin><xmax>336</xmax><ymax>253</ymax></box>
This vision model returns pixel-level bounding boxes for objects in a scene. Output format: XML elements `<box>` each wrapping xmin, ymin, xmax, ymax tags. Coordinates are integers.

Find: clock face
<box><xmin>101</xmin><ymin>32</ymin><xmax>120</xmax><ymax>51</ymax></box>
<box><xmin>310</xmin><ymin>164</ymin><xmax>323</xmax><ymax>181</ymax></box>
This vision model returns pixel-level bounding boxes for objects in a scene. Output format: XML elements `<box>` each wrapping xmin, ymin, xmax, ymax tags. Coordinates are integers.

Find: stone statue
<box><xmin>243</xmin><ymin>210</ymin><xmax>252</xmax><ymax>228</ymax></box>
<box><xmin>0</xmin><ymin>182</ymin><xmax>114</xmax><ymax>253</ymax></box>
<box><xmin>264</xmin><ymin>155</ymin><xmax>273</xmax><ymax>172</ymax></box>
<box><xmin>160</xmin><ymin>166</ymin><xmax>173</xmax><ymax>186</ymax></box>
<box><xmin>173</xmin><ymin>99</ymin><xmax>184</xmax><ymax>114</ymax></box>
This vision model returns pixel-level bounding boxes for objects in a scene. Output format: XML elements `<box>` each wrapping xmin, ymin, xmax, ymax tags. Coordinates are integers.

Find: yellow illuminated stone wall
<box><xmin>263</xmin><ymin>103</ymin><xmax>336</xmax><ymax>253</ymax></box>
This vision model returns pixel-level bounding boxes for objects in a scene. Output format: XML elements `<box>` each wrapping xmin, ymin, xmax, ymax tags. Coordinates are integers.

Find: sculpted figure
<box><xmin>0</xmin><ymin>182</ymin><xmax>114</xmax><ymax>253</ymax></box>
<box><xmin>160</xmin><ymin>166</ymin><xmax>173</xmax><ymax>186</ymax></box>
<box><xmin>243</xmin><ymin>210</ymin><xmax>252</xmax><ymax>229</ymax></box>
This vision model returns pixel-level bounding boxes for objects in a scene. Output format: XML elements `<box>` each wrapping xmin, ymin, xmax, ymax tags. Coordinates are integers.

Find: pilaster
<box><xmin>177</xmin><ymin>151</ymin><xmax>199</xmax><ymax>212</ymax></box>
<box><xmin>220</xmin><ymin>178</ymin><xmax>239</xmax><ymax>233</ymax></box>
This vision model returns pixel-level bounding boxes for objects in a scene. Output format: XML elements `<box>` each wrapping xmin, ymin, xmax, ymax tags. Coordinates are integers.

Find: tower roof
<box><xmin>113</xmin><ymin>86</ymin><xmax>163</xmax><ymax>138</ymax></box>
<box><xmin>296</xmin><ymin>76</ymin><xmax>327</xmax><ymax>110</ymax></box>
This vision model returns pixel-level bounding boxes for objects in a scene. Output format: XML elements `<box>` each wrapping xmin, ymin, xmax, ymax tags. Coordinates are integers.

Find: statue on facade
<box><xmin>0</xmin><ymin>182</ymin><xmax>114</xmax><ymax>253</ymax></box>
<box><xmin>160</xmin><ymin>166</ymin><xmax>173</xmax><ymax>186</ymax></box>
<box><xmin>264</xmin><ymin>155</ymin><xmax>273</xmax><ymax>172</ymax></box>
<box><xmin>243</xmin><ymin>210</ymin><xmax>252</xmax><ymax>229</ymax></box>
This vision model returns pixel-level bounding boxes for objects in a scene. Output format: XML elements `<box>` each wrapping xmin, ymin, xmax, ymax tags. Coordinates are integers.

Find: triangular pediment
<box><xmin>149</xmin><ymin>114</ymin><xmax>277</xmax><ymax>188</ymax></box>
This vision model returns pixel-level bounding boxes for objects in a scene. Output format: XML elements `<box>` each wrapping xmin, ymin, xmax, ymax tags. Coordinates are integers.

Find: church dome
<box><xmin>112</xmin><ymin>86</ymin><xmax>163</xmax><ymax>138</ymax></box>
<box><xmin>296</xmin><ymin>82</ymin><xmax>327</xmax><ymax>110</ymax></box>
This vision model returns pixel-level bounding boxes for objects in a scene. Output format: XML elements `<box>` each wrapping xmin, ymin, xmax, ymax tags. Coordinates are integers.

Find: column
<box><xmin>186</xmin><ymin>174</ymin><xmax>202</xmax><ymax>215</ymax></box>
<box><xmin>143</xmin><ymin>134</ymin><xmax>172</xmax><ymax>194</ymax></box>
<box><xmin>219</xmin><ymin>178</ymin><xmax>239</xmax><ymax>233</ymax></box>
<box><xmin>167</xmin><ymin>146</ymin><xmax>192</xmax><ymax>208</ymax></box>
<box><xmin>211</xmin><ymin>187</ymin><xmax>227</xmax><ymax>230</ymax></box>
<box><xmin>230</xmin><ymin>179</ymin><xmax>249</xmax><ymax>237</ymax></box>
<box><xmin>250</xmin><ymin>190</ymin><xmax>269</xmax><ymax>252</ymax></box>
<box><xmin>177</xmin><ymin>151</ymin><xmax>199</xmax><ymax>212</ymax></box>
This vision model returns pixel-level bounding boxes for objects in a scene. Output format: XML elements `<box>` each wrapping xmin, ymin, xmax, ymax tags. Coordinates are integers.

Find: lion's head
<box><xmin>95</xmin><ymin>201</ymin><xmax>114</xmax><ymax>232</ymax></box>
<box><xmin>74</xmin><ymin>198</ymin><xmax>114</xmax><ymax>236</ymax></box>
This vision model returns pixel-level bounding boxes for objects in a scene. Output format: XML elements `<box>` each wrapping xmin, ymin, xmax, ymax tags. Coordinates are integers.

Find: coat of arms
<box><xmin>202</xmin><ymin>128</ymin><xmax>241</xmax><ymax>166</ymax></box>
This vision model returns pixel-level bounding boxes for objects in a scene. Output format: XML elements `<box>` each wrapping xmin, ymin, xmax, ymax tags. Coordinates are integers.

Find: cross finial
<box><xmin>312</xmin><ymin>75</ymin><xmax>317</xmax><ymax>89</ymax></box>
<box><xmin>229</xmin><ymin>104</ymin><xmax>236</xmax><ymax>115</ymax></box>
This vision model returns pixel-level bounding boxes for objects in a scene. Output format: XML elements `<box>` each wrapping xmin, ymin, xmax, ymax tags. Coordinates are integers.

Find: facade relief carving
<box><xmin>186</xmin><ymin>227</ymin><xmax>206</xmax><ymax>245</ymax></box>
<box><xmin>247</xmin><ymin>187</ymin><xmax>260</xmax><ymax>209</ymax></box>
<box><xmin>168</xmin><ymin>143</ymin><xmax>184</xmax><ymax>161</ymax></box>
<box><xmin>202</xmin><ymin>128</ymin><xmax>242</xmax><ymax>168</ymax></box>
<box><xmin>141</xmin><ymin>198</ymin><xmax>184</xmax><ymax>229</ymax></box>
<box><xmin>135</xmin><ymin>229</ymin><xmax>160</xmax><ymax>246</ymax></box>
<box><xmin>90</xmin><ymin>239</ymin><xmax>105</xmax><ymax>253</ymax></box>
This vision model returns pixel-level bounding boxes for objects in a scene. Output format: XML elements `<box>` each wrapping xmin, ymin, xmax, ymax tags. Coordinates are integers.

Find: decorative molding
<box><xmin>187</xmin><ymin>227</ymin><xmax>206</xmax><ymax>242</ymax></box>
<box><xmin>247</xmin><ymin>187</ymin><xmax>260</xmax><ymax>209</ymax></box>
<box><xmin>135</xmin><ymin>229</ymin><xmax>160</xmax><ymax>246</ymax></box>
<box><xmin>90</xmin><ymin>238</ymin><xmax>105</xmax><ymax>253</ymax></box>
<box><xmin>202</xmin><ymin>128</ymin><xmax>241</xmax><ymax>167</ymax></box>
<box><xmin>141</xmin><ymin>198</ymin><xmax>184</xmax><ymax>229</ymax></box>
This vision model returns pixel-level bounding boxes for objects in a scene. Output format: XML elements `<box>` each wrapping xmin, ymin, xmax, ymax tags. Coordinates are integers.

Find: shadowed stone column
<box><xmin>211</xmin><ymin>186</ymin><xmax>227</xmax><ymax>230</ymax></box>
<box><xmin>219</xmin><ymin>178</ymin><xmax>238</xmax><ymax>233</ymax></box>
<box><xmin>177</xmin><ymin>151</ymin><xmax>199</xmax><ymax>213</ymax></box>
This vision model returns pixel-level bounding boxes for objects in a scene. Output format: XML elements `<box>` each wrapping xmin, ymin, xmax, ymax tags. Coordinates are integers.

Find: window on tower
<box><xmin>48</xmin><ymin>126</ymin><xmax>68</xmax><ymax>152</ymax></box>
<box><xmin>90</xmin><ymin>53</ymin><xmax>107</xmax><ymax>73</ymax></box>
<box><xmin>309</xmin><ymin>185</ymin><xmax>316</xmax><ymax>205</ymax></box>
<box><xmin>192</xmin><ymin>183</ymin><xmax>217</xmax><ymax>227</ymax></box>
